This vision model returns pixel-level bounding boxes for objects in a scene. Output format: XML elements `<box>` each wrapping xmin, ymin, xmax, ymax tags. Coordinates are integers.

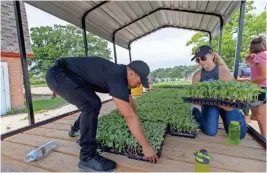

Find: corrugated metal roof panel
<box><xmin>25</xmin><ymin>0</ymin><xmax>242</xmax><ymax>49</ymax></box>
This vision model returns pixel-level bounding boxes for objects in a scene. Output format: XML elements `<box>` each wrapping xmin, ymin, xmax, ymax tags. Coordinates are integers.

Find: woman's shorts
<box><xmin>258</xmin><ymin>87</ymin><xmax>266</xmax><ymax>104</ymax></box>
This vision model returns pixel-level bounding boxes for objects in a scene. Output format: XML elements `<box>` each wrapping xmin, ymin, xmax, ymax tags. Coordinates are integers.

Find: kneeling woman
<box><xmin>191</xmin><ymin>45</ymin><xmax>247</xmax><ymax>139</ymax></box>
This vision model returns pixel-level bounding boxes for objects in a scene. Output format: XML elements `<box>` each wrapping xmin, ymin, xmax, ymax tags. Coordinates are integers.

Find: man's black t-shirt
<box><xmin>60</xmin><ymin>56</ymin><xmax>131</xmax><ymax>102</ymax></box>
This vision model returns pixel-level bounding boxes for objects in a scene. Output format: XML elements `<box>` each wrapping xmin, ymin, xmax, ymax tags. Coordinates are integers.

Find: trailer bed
<box><xmin>1</xmin><ymin>101</ymin><xmax>266</xmax><ymax>172</ymax></box>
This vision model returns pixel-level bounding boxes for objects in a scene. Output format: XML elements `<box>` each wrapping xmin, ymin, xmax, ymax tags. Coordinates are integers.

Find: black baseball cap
<box><xmin>128</xmin><ymin>60</ymin><xmax>150</xmax><ymax>88</ymax></box>
<box><xmin>191</xmin><ymin>45</ymin><xmax>213</xmax><ymax>61</ymax></box>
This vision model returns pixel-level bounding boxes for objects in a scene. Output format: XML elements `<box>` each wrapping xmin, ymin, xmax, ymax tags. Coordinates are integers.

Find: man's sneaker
<box><xmin>78</xmin><ymin>153</ymin><xmax>117</xmax><ymax>172</ymax></box>
<box><xmin>68</xmin><ymin>128</ymin><xmax>77</xmax><ymax>137</ymax></box>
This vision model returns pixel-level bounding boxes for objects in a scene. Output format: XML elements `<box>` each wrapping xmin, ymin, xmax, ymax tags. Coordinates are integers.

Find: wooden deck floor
<box><xmin>1</xmin><ymin>101</ymin><xmax>266</xmax><ymax>172</ymax></box>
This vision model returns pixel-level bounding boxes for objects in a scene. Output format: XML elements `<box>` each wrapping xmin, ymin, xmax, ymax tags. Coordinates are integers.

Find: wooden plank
<box><xmin>162</xmin><ymin>139</ymin><xmax>266</xmax><ymax>172</ymax></box>
<box><xmin>25</xmin><ymin>127</ymin><xmax>261</xmax><ymax>151</ymax></box>
<box><xmin>216</xmin><ymin>129</ymin><xmax>228</xmax><ymax>136</ymax></box>
<box><xmin>63</xmin><ymin>115</ymin><xmax>79</xmax><ymax>120</ymax></box>
<box><xmin>218</xmin><ymin>123</ymin><xmax>224</xmax><ymax>129</ymax></box>
<box><xmin>4</xmin><ymin>135</ymin><xmax>139</xmax><ymax>172</ymax></box>
<box><xmin>41</xmin><ymin>123</ymin><xmax>71</xmax><ymax>131</ymax></box>
<box><xmin>53</xmin><ymin>119</ymin><xmax>74</xmax><ymax>125</ymax></box>
<box><xmin>102</xmin><ymin>153</ymin><xmax>227</xmax><ymax>172</ymax></box>
<box><xmin>1</xmin><ymin>156</ymin><xmax>49</xmax><ymax>172</ymax></box>
<box><xmin>1</xmin><ymin>141</ymin><xmax>81</xmax><ymax>172</ymax></box>
<box><xmin>24</xmin><ymin>128</ymin><xmax>76</xmax><ymax>141</ymax></box>
<box><xmin>5</xmin><ymin>133</ymin><xmax>226</xmax><ymax>172</ymax></box>
<box><xmin>219</xmin><ymin>118</ymin><xmax>223</xmax><ymax>124</ymax></box>
<box><xmin>62</xmin><ymin>113</ymin><xmax>79</xmax><ymax>119</ymax></box>
<box><xmin>114</xmin><ymin>166</ymin><xmax>146</xmax><ymax>172</ymax></box>
<box><xmin>6</xmin><ymin>133</ymin><xmax>80</xmax><ymax>156</ymax></box>
<box><xmin>216</xmin><ymin>129</ymin><xmax>253</xmax><ymax>139</ymax></box>
<box><xmin>114</xmin><ymin>165</ymin><xmax>147</xmax><ymax>172</ymax></box>
<box><xmin>165</xmin><ymin>136</ymin><xmax>266</xmax><ymax>162</ymax></box>
<box><xmin>196</xmin><ymin>133</ymin><xmax>263</xmax><ymax>149</ymax></box>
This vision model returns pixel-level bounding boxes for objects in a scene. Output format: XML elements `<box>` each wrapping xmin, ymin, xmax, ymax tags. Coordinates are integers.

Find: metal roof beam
<box><xmin>82</xmin><ymin>1</ymin><xmax>109</xmax><ymax>56</ymax></box>
<box><xmin>81</xmin><ymin>1</ymin><xmax>121</xmax><ymax>63</ymax></box>
<box><xmin>128</xmin><ymin>25</ymin><xmax>212</xmax><ymax>49</ymax></box>
<box><xmin>113</xmin><ymin>7</ymin><xmax>224</xmax><ymax>41</ymax></box>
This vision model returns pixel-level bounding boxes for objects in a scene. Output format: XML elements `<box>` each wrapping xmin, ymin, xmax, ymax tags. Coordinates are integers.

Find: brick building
<box><xmin>1</xmin><ymin>1</ymin><xmax>33</xmax><ymax>115</ymax></box>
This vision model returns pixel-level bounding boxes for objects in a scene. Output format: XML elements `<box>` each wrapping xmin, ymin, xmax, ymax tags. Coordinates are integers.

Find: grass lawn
<box><xmin>6</xmin><ymin>98</ymin><xmax>67</xmax><ymax>115</ymax></box>
<box><xmin>32</xmin><ymin>97</ymin><xmax>67</xmax><ymax>112</ymax></box>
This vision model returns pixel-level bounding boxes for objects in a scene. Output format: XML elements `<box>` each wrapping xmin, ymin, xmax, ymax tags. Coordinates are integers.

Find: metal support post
<box><xmin>129</xmin><ymin>47</ymin><xmax>132</xmax><ymax>62</ymax></box>
<box><xmin>14</xmin><ymin>1</ymin><xmax>35</xmax><ymax>125</ymax></box>
<box><xmin>233</xmin><ymin>0</ymin><xmax>246</xmax><ymax>79</ymax></box>
<box><xmin>218</xmin><ymin>26</ymin><xmax>223</xmax><ymax>55</ymax></box>
<box><xmin>113</xmin><ymin>38</ymin><xmax>117</xmax><ymax>64</ymax></box>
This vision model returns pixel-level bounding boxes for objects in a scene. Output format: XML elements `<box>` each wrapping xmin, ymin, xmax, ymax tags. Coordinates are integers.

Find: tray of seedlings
<box><xmin>126</xmin><ymin>122</ymin><xmax>167</xmax><ymax>162</ymax></box>
<box><xmin>73</xmin><ymin>88</ymin><xmax>201</xmax><ymax>163</ymax></box>
<box><xmin>135</xmin><ymin>89</ymin><xmax>199</xmax><ymax>139</ymax></box>
<box><xmin>168</xmin><ymin>107</ymin><xmax>199</xmax><ymax>138</ymax></box>
<box><xmin>182</xmin><ymin>81</ymin><xmax>264</xmax><ymax>109</ymax></box>
<box><xmin>96</xmin><ymin>112</ymin><xmax>129</xmax><ymax>156</ymax></box>
<box><xmin>96</xmin><ymin>111</ymin><xmax>168</xmax><ymax>162</ymax></box>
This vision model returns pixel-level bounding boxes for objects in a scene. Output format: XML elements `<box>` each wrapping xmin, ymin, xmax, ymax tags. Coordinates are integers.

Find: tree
<box><xmin>186</xmin><ymin>0</ymin><xmax>266</xmax><ymax>70</ymax></box>
<box><xmin>151</xmin><ymin>65</ymin><xmax>197</xmax><ymax>78</ymax></box>
<box><xmin>28</xmin><ymin>24</ymin><xmax>112</xmax><ymax>78</ymax></box>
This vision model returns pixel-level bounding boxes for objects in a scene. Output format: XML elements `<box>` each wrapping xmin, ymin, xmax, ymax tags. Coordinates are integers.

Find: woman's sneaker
<box><xmin>78</xmin><ymin>153</ymin><xmax>117</xmax><ymax>172</ymax></box>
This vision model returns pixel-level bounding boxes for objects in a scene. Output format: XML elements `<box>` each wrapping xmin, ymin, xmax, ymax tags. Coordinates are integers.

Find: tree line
<box><xmin>150</xmin><ymin>65</ymin><xmax>197</xmax><ymax>78</ymax></box>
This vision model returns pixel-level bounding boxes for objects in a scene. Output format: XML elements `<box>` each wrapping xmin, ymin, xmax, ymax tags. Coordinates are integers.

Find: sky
<box><xmin>24</xmin><ymin>0</ymin><xmax>266</xmax><ymax>71</ymax></box>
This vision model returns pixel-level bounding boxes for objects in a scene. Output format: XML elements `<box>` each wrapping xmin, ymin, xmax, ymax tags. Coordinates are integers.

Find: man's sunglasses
<box><xmin>195</xmin><ymin>56</ymin><xmax>207</xmax><ymax>63</ymax></box>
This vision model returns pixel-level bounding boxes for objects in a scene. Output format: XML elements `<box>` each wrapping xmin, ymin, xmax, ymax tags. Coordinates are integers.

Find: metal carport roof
<box><xmin>25</xmin><ymin>1</ymin><xmax>242</xmax><ymax>50</ymax></box>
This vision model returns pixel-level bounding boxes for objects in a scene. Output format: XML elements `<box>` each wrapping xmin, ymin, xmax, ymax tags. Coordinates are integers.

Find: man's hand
<box><xmin>142</xmin><ymin>144</ymin><xmax>158</xmax><ymax>163</ymax></box>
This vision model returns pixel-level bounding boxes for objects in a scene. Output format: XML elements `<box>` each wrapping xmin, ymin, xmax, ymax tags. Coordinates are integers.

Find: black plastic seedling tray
<box><xmin>98</xmin><ymin>145</ymin><xmax>127</xmax><ymax>156</ymax></box>
<box><xmin>166</xmin><ymin>123</ymin><xmax>197</xmax><ymax>139</ymax></box>
<box><xmin>169</xmin><ymin>130</ymin><xmax>197</xmax><ymax>138</ymax></box>
<box><xmin>182</xmin><ymin>97</ymin><xmax>263</xmax><ymax>109</ymax></box>
<box><xmin>94</xmin><ymin>136</ymin><xmax>166</xmax><ymax>163</ymax></box>
<box><xmin>127</xmin><ymin>131</ymin><xmax>167</xmax><ymax>162</ymax></box>
<box><xmin>88</xmin><ymin>126</ymin><xmax>169</xmax><ymax>163</ymax></box>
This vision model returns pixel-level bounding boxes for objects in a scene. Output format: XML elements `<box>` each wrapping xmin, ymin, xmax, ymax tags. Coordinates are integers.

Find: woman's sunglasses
<box><xmin>195</xmin><ymin>56</ymin><xmax>207</xmax><ymax>63</ymax></box>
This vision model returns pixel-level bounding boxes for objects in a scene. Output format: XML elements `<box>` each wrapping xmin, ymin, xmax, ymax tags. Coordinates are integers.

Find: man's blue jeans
<box><xmin>192</xmin><ymin>105</ymin><xmax>247</xmax><ymax>139</ymax></box>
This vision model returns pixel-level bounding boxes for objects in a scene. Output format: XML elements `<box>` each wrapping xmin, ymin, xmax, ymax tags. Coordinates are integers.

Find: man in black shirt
<box><xmin>46</xmin><ymin>56</ymin><xmax>158</xmax><ymax>172</ymax></box>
